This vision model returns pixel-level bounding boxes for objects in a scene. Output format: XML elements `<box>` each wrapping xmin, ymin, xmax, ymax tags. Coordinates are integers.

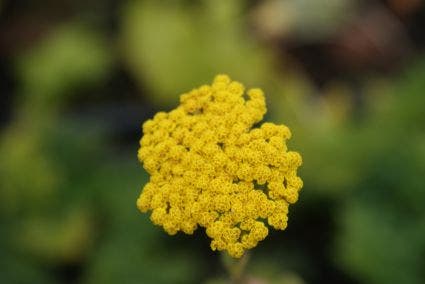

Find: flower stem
<box><xmin>221</xmin><ymin>252</ymin><xmax>250</xmax><ymax>284</ymax></box>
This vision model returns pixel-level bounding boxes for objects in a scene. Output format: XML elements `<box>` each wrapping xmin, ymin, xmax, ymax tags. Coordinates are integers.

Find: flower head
<box><xmin>137</xmin><ymin>74</ymin><xmax>302</xmax><ymax>258</ymax></box>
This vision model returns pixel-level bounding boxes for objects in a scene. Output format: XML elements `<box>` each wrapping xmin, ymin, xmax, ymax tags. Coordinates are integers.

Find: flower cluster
<box><xmin>137</xmin><ymin>75</ymin><xmax>302</xmax><ymax>258</ymax></box>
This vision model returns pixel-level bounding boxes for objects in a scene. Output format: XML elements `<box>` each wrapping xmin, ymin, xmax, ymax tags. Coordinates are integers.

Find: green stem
<box><xmin>221</xmin><ymin>252</ymin><xmax>250</xmax><ymax>284</ymax></box>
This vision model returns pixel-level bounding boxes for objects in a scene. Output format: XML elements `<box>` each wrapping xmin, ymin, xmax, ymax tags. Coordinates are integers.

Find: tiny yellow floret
<box><xmin>137</xmin><ymin>74</ymin><xmax>303</xmax><ymax>258</ymax></box>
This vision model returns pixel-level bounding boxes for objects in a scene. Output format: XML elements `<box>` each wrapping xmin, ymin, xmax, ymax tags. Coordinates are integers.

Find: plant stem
<box><xmin>221</xmin><ymin>252</ymin><xmax>250</xmax><ymax>284</ymax></box>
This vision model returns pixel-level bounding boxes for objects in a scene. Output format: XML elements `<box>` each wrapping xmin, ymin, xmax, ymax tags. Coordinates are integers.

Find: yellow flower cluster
<box><xmin>137</xmin><ymin>74</ymin><xmax>302</xmax><ymax>258</ymax></box>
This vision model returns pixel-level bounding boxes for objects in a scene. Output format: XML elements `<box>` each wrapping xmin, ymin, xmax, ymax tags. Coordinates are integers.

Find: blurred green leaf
<box><xmin>16</xmin><ymin>208</ymin><xmax>94</xmax><ymax>263</ymax></box>
<box><xmin>335</xmin><ymin>57</ymin><xmax>425</xmax><ymax>284</ymax></box>
<box><xmin>121</xmin><ymin>0</ymin><xmax>271</xmax><ymax>105</ymax></box>
<box><xmin>16</xmin><ymin>23</ymin><xmax>113</xmax><ymax>106</ymax></box>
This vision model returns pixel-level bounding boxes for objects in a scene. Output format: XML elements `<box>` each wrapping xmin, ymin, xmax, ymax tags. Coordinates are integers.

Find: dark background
<box><xmin>1</xmin><ymin>0</ymin><xmax>425</xmax><ymax>283</ymax></box>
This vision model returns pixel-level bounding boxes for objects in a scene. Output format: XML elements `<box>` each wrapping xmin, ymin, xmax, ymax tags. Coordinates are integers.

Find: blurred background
<box><xmin>1</xmin><ymin>0</ymin><xmax>425</xmax><ymax>283</ymax></box>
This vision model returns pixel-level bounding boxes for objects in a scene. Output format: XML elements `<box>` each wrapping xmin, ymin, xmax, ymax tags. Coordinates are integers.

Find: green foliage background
<box><xmin>1</xmin><ymin>0</ymin><xmax>424</xmax><ymax>283</ymax></box>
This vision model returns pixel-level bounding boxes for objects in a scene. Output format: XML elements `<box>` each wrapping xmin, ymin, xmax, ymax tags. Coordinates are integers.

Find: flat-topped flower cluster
<box><xmin>137</xmin><ymin>75</ymin><xmax>302</xmax><ymax>258</ymax></box>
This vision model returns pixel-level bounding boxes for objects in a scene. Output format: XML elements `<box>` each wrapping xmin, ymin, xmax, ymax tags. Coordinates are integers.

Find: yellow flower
<box><xmin>137</xmin><ymin>74</ymin><xmax>303</xmax><ymax>258</ymax></box>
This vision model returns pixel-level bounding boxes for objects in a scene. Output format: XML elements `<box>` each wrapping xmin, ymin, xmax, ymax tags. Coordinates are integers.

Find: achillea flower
<box><xmin>137</xmin><ymin>75</ymin><xmax>303</xmax><ymax>258</ymax></box>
